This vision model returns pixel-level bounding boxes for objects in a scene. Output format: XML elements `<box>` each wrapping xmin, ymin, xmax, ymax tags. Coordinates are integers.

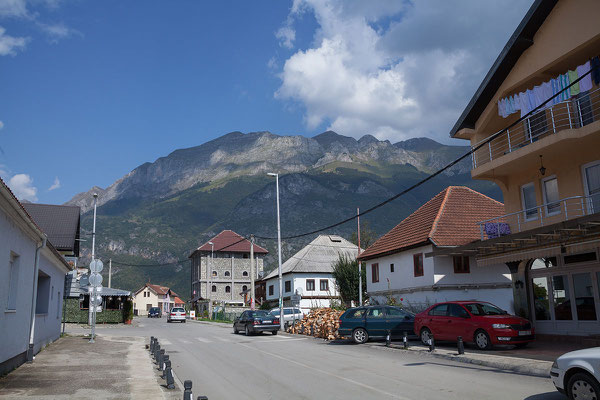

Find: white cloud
<box><xmin>37</xmin><ymin>21</ymin><xmax>80</xmax><ymax>43</ymax></box>
<box><xmin>8</xmin><ymin>173</ymin><xmax>38</xmax><ymax>201</ymax></box>
<box><xmin>276</xmin><ymin>26</ymin><xmax>296</xmax><ymax>49</ymax></box>
<box><xmin>267</xmin><ymin>56</ymin><xmax>278</xmax><ymax>71</ymax></box>
<box><xmin>0</xmin><ymin>120</ymin><xmax>4</xmax><ymax>130</ymax></box>
<box><xmin>0</xmin><ymin>0</ymin><xmax>28</xmax><ymax>18</ymax></box>
<box><xmin>275</xmin><ymin>0</ymin><xmax>534</xmax><ymax>142</ymax></box>
<box><xmin>48</xmin><ymin>176</ymin><xmax>60</xmax><ymax>191</ymax></box>
<box><xmin>0</xmin><ymin>26</ymin><xmax>27</xmax><ymax>56</ymax></box>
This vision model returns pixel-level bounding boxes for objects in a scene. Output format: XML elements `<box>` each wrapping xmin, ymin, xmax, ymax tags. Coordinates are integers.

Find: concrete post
<box><xmin>184</xmin><ymin>380</ymin><xmax>193</xmax><ymax>400</ymax></box>
<box><xmin>165</xmin><ymin>367</ymin><xmax>175</xmax><ymax>389</ymax></box>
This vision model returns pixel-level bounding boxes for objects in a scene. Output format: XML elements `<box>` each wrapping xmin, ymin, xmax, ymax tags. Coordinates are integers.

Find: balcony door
<box><xmin>583</xmin><ymin>161</ymin><xmax>600</xmax><ymax>214</ymax></box>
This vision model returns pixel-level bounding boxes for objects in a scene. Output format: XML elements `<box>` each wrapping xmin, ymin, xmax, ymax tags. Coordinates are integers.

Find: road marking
<box><xmin>213</xmin><ymin>337</ymin><xmax>231</xmax><ymax>342</ymax></box>
<box><xmin>272</xmin><ymin>335</ymin><xmax>293</xmax><ymax>339</ymax></box>
<box><xmin>250</xmin><ymin>338</ymin><xmax>307</xmax><ymax>343</ymax></box>
<box><xmin>179</xmin><ymin>339</ymin><xmax>191</xmax><ymax>344</ymax></box>
<box><xmin>238</xmin><ymin>343</ymin><xmax>407</xmax><ymax>399</ymax></box>
<box><xmin>196</xmin><ymin>337</ymin><xmax>212</xmax><ymax>343</ymax></box>
<box><xmin>160</xmin><ymin>339</ymin><xmax>173</xmax><ymax>345</ymax></box>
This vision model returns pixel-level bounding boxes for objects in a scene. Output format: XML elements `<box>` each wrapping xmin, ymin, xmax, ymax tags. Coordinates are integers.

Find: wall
<box><xmin>265</xmin><ymin>272</ymin><xmax>339</xmax><ymax>311</ymax></box>
<box><xmin>133</xmin><ymin>288</ymin><xmax>158</xmax><ymax>316</ymax></box>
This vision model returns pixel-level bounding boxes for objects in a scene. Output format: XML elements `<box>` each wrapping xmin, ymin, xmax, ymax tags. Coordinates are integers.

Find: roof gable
<box><xmin>191</xmin><ymin>230</ymin><xmax>268</xmax><ymax>256</ymax></box>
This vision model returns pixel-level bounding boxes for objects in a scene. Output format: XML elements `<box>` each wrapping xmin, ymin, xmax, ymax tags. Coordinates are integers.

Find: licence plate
<box><xmin>518</xmin><ymin>330</ymin><xmax>531</xmax><ymax>336</ymax></box>
<box><xmin>263</xmin><ymin>320</ymin><xmax>272</xmax><ymax>324</ymax></box>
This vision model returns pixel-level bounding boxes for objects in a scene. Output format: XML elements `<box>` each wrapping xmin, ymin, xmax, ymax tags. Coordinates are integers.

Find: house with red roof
<box><xmin>358</xmin><ymin>186</ymin><xmax>514</xmax><ymax>312</ymax></box>
<box><xmin>133</xmin><ymin>283</ymin><xmax>179</xmax><ymax>316</ymax></box>
<box><xmin>189</xmin><ymin>230</ymin><xmax>268</xmax><ymax>309</ymax></box>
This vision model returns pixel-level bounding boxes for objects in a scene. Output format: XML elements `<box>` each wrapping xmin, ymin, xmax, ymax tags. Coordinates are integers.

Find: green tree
<box><xmin>332</xmin><ymin>254</ymin><xmax>367</xmax><ymax>307</ymax></box>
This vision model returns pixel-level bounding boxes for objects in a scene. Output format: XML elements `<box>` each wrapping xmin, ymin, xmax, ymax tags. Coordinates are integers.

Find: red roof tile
<box><xmin>144</xmin><ymin>283</ymin><xmax>178</xmax><ymax>297</ymax></box>
<box><xmin>190</xmin><ymin>230</ymin><xmax>268</xmax><ymax>256</ymax></box>
<box><xmin>174</xmin><ymin>297</ymin><xmax>185</xmax><ymax>305</ymax></box>
<box><xmin>358</xmin><ymin>186</ymin><xmax>505</xmax><ymax>261</ymax></box>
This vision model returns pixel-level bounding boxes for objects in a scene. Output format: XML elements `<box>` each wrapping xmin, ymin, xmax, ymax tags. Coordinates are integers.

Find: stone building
<box><xmin>190</xmin><ymin>230</ymin><xmax>268</xmax><ymax>307</ymax></box>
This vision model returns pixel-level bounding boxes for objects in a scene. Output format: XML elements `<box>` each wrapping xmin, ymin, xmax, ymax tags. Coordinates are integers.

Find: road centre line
<box><xmin>238</xmin><ymin>343</ymin><xmax>407</xmax><ymax>399</ymax></box>
<box><xmin>196</xmin><ymin>337</ymin><xmax>212</xmax><ymax>343</ymax></box>
<box><xmin>213</xmin><ymin>337</ymin><xmax>231</xmax><ymax>342</ymax></box>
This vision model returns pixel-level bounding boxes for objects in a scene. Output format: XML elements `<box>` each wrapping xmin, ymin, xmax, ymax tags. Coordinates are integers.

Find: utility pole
<box><xmin>357</xmin><ymin>207</ymin><xmax>362</xmax><ymax>306</ymax></box>
<box><xmin>267</xmin><ymin>172</ymin><xmax>284</xmax><ymax>331</ymax></box>
<box><xmin>250</xmin><ymin>235</ymin><xmax>255</xmax><ymax>311</ymax></box>
<box><xmin>108</xmin><ymin>259</ymin><xmax>112</xmax><ymax>288</ymax></box>
<box><xmin>208</xmin><ymin>241</ymin><xmax>214</xmax><ymax>319</ymax></box>
<box><xmin>89</xmin><ymin>193</ymin><xmax>98</xmax><ymax>343</ymax></box>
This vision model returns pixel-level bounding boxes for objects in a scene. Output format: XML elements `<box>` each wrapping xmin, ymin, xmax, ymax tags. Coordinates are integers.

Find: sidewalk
<box><xmin>0</xmin><ymin>335</ymin><xmax>181</xmax><ymax>399</ymax></box>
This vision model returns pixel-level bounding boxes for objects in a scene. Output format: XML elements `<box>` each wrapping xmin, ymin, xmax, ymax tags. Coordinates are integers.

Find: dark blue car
<box><xmin>338</xmin><ymin>306</ymin><xmax>415</xmax><ymax>344</ymax></box>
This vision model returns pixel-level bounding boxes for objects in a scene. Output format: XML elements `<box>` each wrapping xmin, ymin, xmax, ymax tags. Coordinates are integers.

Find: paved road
<box><xmin>67</xmin><ymin>318</ymin><xmax>563</xmax><ymax>400</ymax></box>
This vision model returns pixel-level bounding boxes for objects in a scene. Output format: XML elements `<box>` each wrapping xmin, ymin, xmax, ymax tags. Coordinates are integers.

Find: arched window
<box><xmin>224</xmin><ymin>271</ymin><xmax>230</xmax><ymax>277</ymax></box>
<box><xmin>225</xmin><ymin>286</ymin><xmax>231</xmax><ymax>293</ymax></box>
<box><xmin>212</xmin><ymin>271</ymin><xmax>217</xmax><ymax>277</ymax></box>
<box><xmin>211</xmin><ymin>285</ymin><xmax>217</xmax><ymax>293</ymax></box>
<box><xmin>242</xmin><ymin>271</ymin><xmax>249</xmax><ymax>277</ymax></box>
<box><xmin>242</xmin><ymin>285</ymin><xmax>248</xmax><ymax>292</ymax></box>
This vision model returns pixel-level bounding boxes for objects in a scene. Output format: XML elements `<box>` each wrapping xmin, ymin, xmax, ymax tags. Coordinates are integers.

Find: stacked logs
<box><xmin>286</xmin><ymin>308</ymin><xmax>344</xmax><ymax>340</ymax></box>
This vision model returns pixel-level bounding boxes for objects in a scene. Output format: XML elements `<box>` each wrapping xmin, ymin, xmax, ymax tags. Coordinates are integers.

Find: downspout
<box><xmin>27</xmin><ymin>235</ymin><xmax>47</xmax><ymax>362</ymax></box>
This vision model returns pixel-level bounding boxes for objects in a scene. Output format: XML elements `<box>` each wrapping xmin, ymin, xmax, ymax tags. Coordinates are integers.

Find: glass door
<box><xmin>583</xmin><ymin>162</ymin><xmax>600</xmax><ymax>214</ymax></box>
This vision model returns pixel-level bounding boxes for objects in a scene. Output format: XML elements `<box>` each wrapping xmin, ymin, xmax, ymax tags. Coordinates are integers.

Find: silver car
<box><xmin>167</xmin><ymin>307</ymin><xmax>187</xmax><ymax>323</ymax></box>
<box><xmin>270</xmin><ymin>307</ymin><xmax>304</xmax><ymax>329</ymax></box>
<box><xmin>551</xmin><ymin>347</ymin><xmax>600</xmax><ymax>399</ymax></box>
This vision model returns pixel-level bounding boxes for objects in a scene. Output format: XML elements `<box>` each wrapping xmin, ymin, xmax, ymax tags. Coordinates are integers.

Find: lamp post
<box><xmin>267</xmin><ymin>172</ymin><xmax>284</xmax><ymax>331</ymax></box>
<box><xmin>208</xmin><ymin>241</ymin><xmax>214</xmax><ymax>319</ymax></box>
<box><xmin>89</xmin><ymin>193</ymin><xmax>98</xmax><ymax>343</ymax></box>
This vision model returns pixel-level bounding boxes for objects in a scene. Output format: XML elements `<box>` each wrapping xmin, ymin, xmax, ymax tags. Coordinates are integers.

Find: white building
<box><xmin>0</xmin><ymin>179</ymin><xmax>72</xmax><ymax>375</ymax></box>
<box><xmin>264</xmin><ymin>235</ymin><xmax>359</xmax><ymax>312</ymax></box>
<box><xmin>133</xmin><ymin>283</ymin><xmax>179</xmax><ymax>316</ymax></box>
<box><xmin>359</xmin><ymin>186</ymin><xmax>515</xmax><ymax>313</ymax></box>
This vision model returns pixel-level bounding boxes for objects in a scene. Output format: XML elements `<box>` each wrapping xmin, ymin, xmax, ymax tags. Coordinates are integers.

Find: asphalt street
<box><xmin>66</xmin><ymin>318</ymin><xmax>563</xmax><ymax>400</ymax></box>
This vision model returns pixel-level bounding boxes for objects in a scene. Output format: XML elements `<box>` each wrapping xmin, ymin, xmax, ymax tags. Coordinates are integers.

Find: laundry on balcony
<box><xmin>484</xmin><ymin>222</ymin><xmax>511</xmax><ymax>239</ymax></box>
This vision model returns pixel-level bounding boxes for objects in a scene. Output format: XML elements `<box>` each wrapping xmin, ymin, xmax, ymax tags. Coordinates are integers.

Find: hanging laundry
<box><xmin>541</xmin><ymin>81</ymin><xmax>553</xmax><ymax>109</ymax></box>
<box><xmin>591</xmin><ymin>56</ymin><xmax>600</xmax><ymax>86</ymax></box>
<box><xmin>577</xmin><ymin>61</ymin><xmax>593</xmax><ymax>92</ymax></box>
<box><xmin>533</xmin><ymin>85</ymin><xmax>545</xmax><ymax>110</ymax></box>
<box><xmin>568</xmin><ymin>69</ymin><xmax>580</xmax><ymax>96</ymax></box>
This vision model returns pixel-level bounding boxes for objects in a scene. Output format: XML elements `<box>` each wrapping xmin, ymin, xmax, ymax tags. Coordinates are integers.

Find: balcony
<box><xmin>477</xmin><ymin>192</ymin><xmax>600</xmax><ymax>241</ymax></box>
<box><xmin>471</xmin><ymin>87</ymin><xmax>600</xmax><ymax>169</ymax></box>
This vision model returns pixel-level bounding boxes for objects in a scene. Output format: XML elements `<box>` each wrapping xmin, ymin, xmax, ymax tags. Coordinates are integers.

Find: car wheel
<box><xmin>245</xmin><ymin>325</ymin><xmax>250</xmax><ymax>336</ymax></box>
<box><xmin>272</xmin><ymin>330</ymin><xmax>278</xmax><ymax>335</ymax></box>
<box><xmin>183</xmin><ymin>320</ymin><xmax>186</xmax><ymax>323</ymax></box>
<box><xmin>420</xmin><ymin>327</ymin><xmax>432</xmax><ymax>346</ymax></box>
<box><xmin>568</xmin><ymin>372</ymin><xmax>600</xmax><ymax>400</ymax></box>
<box><xmin>474</xmin><ymin>330</ymin><xmax>492</xmax><ymax>350</ymax></box>
<box><xmin>353</xmin><ymin>328</ymin><xmax>368</xmax><ymax>344</ymax></box>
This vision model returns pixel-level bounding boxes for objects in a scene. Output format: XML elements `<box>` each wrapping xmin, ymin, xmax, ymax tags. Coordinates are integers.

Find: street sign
<box><xmin>89</xmin><ymin>273</ymin><xmax>103</xmax><ymax>287</ymax></box>
<box><xmin>90</xmin><ymin>296</ymin><xmax>102</xmax><ymax>306</ymax></box>
<box><xmin>90</xmin><ymin>259</ymin><xmax>104</xmax><ymax>273</ymax></box>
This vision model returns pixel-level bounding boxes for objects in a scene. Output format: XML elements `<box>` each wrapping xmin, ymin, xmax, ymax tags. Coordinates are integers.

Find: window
<box><xmin>143</xmin><ymin>292</ymin><xmax>146</xmax><ymax>297</ymax></box>
<box><xmin>390</xmin><ymin>263</ymin><xmax>394</xmax><ymax>273</ymax></box>
<box><xmin>584</xmin><ymin>161</ymin><xmax>600</xmax><ymax>214</ymax></box>
<box><xmin>242</xmin><ymin>271</ymin><xmax>249</xmax><ymax>277</ymax></box>
<box><xmin>448</xmin><ymin>304</ymin><xmax>469</xmax><ymax>318</ymax></box>
<box><xmin>224</xmin><ymin>271</ymin><xmax>230</xmax><ymax>277</ymax></box>
<box><xmin>212</xmin><ymin>271</ymin><xmax>217</xmax><ymax>277</ymax></box>
<box><xmin>268</xmin><ymin>285</ymin><xmax>274</xmax><ymax>296</ymax></box>
<box><xmin>542</xmin><ymin>176</ymin><xmax>560</xmax><ymax>216</ymax></box>
<box><xmin>564</xmin><ymin>252</ymin><xmax>597</xmax><ymax>264</ymax></box>
<box><xmin>320</xmin><ymin>279</ymin><xmax>329</xmax><ymax>291</ymax></box>
<box><xmin>306</xmin><ymin>279</ymin><xmax>315</xmax><ymax>291</ymax></box>
<box><xmin>428</xmin><ymin>304</ymin><xmax>448</xmax><ymax>316</ymax></box>
<box><xmin>105</xmin><ymin>296</ymin><xmax>121</xmax><ymax>310</ymax></box>
<box><xmin>347</xmin><ymin>308</ymin><xmax>366</xmax><ymax>319</ymax></box>
<box><xmin>284</xmin><ymin>281</ymin><xmax>291</xmax><ymax>293</ymax></box>
<box><xmin>453</xmin><ymin>256</ymin><xmax>470</xmax><ymax>274</ymax></box>
<box><xmin>371</xmin><ymin>263</ymin><xmax>379</xmax><ymax>283</ymax></box>
<box><xmin>7</xmin><ymin>253</ymin><xmax>19</xmax><ymax>310</ymax></box>
<box><xmin>242</xmin><ymin>285</ymin><xmax>247</xmax><ymax>292</ymax></box>
<box><xmin>386</xmin><ymin>307</ymin><xmax>411</xmax><ymax>318</ymax></box>
<box><xmin>366</xmin><ymin>307</ymin><xmax>384</xmax><ymax>319</ymax></box>
<box><xmin>36</xmin><ymin>272</ymin><xmax>50</xmax><ymax>314</ymax></box>
<box><xmin>225</xmin><ymin>286</ymin><xmax>231</xmax><ymax>293</ymax></box>
<box><xmin>413</xmin><ymin>254</ymin><xmax>423</xmax><ymax>277</ymax></box>
<box><xmin>211</xmin><ymin>285</ymin><xmax>217</xmax><ymax>293</ymax></box>
<box><xmin>243</xmin><ymin>254</ymin><xmax>249</xmax><ymax>259</ymax></box>
<box><xmin>521</xmin><ymin>183</ymin><xmax>538</xmax><ymax>221</ymax></box>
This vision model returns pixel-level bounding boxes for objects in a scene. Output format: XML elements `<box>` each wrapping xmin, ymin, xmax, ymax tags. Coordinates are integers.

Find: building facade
<box><xmin>359</xmin><ymin>187</ymin><xmax>513</xmax><ymax>313</ymax></box>
<box><xmin>133</xmin><ymin>283</ymin><xmax>178</xmax><ymax>316</ymax></box>
<box><xmin>440</xmin><ymin>0</ymin><xmax>600</xmax><ymax>336</ymax></box>
<box><xmin>189</xmin><ymin>230</ymin><xmax>267</xmax><ymax>306</ymax></box>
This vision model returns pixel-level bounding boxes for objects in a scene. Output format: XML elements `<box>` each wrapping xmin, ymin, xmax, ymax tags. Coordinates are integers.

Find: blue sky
<box><xmin>0</xmin><ymin>0</ymin><xmax>533</xmax><ymax>204</ymax></box>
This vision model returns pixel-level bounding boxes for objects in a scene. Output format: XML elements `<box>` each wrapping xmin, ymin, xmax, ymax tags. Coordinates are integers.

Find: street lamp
<box><xmin>208</xmin><ymin>241</ymin><xmax>214</xmax><ymax>319</ymax></box>
<box><xmin>268</xmin><ymin>172</ymin><xmax>284</xmax><ymax>331</ymax></box>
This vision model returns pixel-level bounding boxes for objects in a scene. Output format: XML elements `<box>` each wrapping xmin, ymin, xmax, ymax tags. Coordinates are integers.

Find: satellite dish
<box><xmin>296</xmin><ymin>288</ymin><xmax>303</xmax><ymax>295</ymax></box>
<box><xmin>79</xmin><ymin>275</ymin><xmax>89</xmax><ymax>288</ymax></box>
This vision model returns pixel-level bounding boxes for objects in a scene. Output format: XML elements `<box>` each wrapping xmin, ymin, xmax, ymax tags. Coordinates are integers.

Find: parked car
<box><xmin>338</xmin><ymin>305</ymin><xmax>415</xmax><ymax>344</ymax></box>
<box><xmin>551</xmin><ymin>347</ymin><xmax>600</xmax><ymax>399</ymax></box>
<box><xmin>233</xmin><ymin>310</ymin><xmax>280</xmax><ymax>336</ymax></box>
<box><xmin>167</xmin><ymin>307</ymin><xmax>186</xmax><ymax>323</ymax></box>
<box><xmin>269</xmin><ymin>307</ymin><xmax>305</xmax><ymax>329</ymax></box>
<box><xmin>414</xmin><ymin>301</ymin><xmax>534</xmax><ymax>350</ymax></box>
<box><xmin>148</xmin><ymin>307</ymin><xmax>161</xmax><ymax>318</ymax></box>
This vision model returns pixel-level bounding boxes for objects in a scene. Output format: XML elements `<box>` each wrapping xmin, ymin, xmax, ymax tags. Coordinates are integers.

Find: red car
<box><xmin>414</xmin><ymin>301</ymin><xmax>534</xmax><ymax>350</ymax></box>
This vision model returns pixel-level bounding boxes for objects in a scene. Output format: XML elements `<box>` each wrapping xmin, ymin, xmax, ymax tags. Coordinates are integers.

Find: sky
<box><xmin>0</xmin><ymin>0</ymin><xmax>534</xmax><ymax>204</ymax></box>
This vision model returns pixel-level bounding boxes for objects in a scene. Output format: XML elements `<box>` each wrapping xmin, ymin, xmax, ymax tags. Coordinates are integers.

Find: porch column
<box><xmin>506</xmin><ymin>260</ymin><xmax>530</xmax><ymax>319</ymax></box>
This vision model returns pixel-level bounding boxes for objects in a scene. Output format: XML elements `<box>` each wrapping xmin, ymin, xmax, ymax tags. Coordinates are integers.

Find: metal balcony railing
<box><xmin>477</xmin><ymin>192</ymin><xmax>600</xmax><ymax>241</ymax></box>
<box><xmin>472</xmin><ymin>87</ymin><xmax>600</xmax><ymax>168</ymax></box>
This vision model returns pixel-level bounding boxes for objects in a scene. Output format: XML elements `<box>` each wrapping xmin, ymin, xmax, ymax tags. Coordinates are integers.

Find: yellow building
<box><xmin>436</xmin><ymin>0</ymin><xmax>600</xmax><ymax>337</ymax></box>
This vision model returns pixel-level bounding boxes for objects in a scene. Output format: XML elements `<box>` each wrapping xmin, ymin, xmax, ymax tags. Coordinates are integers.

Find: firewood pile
<box><xmin>286</xmin><ymin>308</ymin><xmax>344</xmax><ymax>340</ymax></box>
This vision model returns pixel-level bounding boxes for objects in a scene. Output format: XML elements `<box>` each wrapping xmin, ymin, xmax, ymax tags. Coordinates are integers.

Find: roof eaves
<box><xmin>357</xmin><ymin>240</ymin><xmax>431</xmax><ymax>262</ymax></box>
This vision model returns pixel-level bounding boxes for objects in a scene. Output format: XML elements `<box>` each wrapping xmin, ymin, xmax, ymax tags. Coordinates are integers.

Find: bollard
<box><xmin>197</xmin><ymin>397</ymin><xmax>208</xmax><ymax>400</ymax></box>
<box><xmin>183</xmin><ymin>380</ymin><xmax>193</xmax><ymax>400</ymax></box>
<box><xmin>162</xmin><ymin>360</ymin><xmax>171</xmax><ymax>379</ymax></box>
<box><xmin>385</xmin><ymin>330</ymin><xmax>391</xmax><ymax>347</ymax></box>
<box><xmin>165</xmin><ymin>367</ymin><xmax>175</xmax><ymax>389</ymax></box>
<box><xmin>428</xmin><ymin>336</ymin><xmax>435</xmax><ymax>352</ymax></box>
<box><xmin>457</xmin><ymin>336</ymin><xmax>465</xmax><ymax>355</ymax></box>
<box><xmin>154</xmin><ymin>344</ymin><xmax>161</xmax><ymax>363</ymax></box>
<box><xmin>158</xmin><ymin>349</ymin><xmax>165</xmax><ymax>370</ymax></box>
<box><xmin>403</xmin><ymin>331</ymin><xmax>409</xmax><ymax>349</ymax></box>
<box><xmin>162</xmin><ymin>355</ymin><xmax>169</xmax><ymax>371</ymax></box>
<box><xmin>150</xmin><ymin>336</ymin><xmax>155</xmax><ymax>352</ymax></box>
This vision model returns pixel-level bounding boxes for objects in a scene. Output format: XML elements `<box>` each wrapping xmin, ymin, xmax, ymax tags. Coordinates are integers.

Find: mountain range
<box><xmin>67</xmin><ymin>130</ymin><xmax>501</xmax><ymax>299</ymax></box>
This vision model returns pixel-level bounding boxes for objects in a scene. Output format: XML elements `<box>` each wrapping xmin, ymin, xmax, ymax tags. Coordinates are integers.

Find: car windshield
<box><xmin>172</xmin><ymin>308</ymin><xmax>185</xmax><ymax>312</ymax></box>
<box><xmin>150</xmin><ymin>308</ymin><xmax>159</xmax><ymax>312</ymax></box>
<box><xmin>464</xmin><ymin>303</ymin><xmax>505</xmax><ymax>316</ymax></box>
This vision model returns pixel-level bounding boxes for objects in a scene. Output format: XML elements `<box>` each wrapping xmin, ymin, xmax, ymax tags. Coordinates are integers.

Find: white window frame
<box><xmin>6</xmin><ymin>252</ymin><xmax>19</xmax><ymax>311</ymax></box>
<box><xmin>521</xmin><ymin>182</ymin><xmax>538</xmax><ymax>221</ymax></box>
<box><xmin>582</xmin><ymin>160</ymin><xmax>600</xmax><ymax>214</ymax></box>
<box><xmin>541</xmin><ymin>175</ymin><xmax>561</xmax><ymax>217</ymax></box>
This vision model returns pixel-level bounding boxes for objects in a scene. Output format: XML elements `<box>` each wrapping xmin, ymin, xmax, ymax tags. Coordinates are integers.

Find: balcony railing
<box><xmin>472</xmin><ymin>87</ymin><xmax>600</xmax><ymax>168</ymax></box>
<box><xmin>477</xmin><ymin>192</ymin><xmax>600</xmax><ymax>241</ymax></box>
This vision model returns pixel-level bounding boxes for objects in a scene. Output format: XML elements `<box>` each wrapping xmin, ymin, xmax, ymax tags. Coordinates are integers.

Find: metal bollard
<box><xmin>150</xmin><ymin>337</ymin><xmax>155</xmax><ymax>352</ymax></box>
<box><xmin>183</xmin><ymin>380</ymin><xmax>193</xmax><ymax>400</ymax></box>
<box><xmin>403</xmin><ymin>331</ymin><xmax>409</xmax><ymax>349</ymax></box>
<box><xmin>154</xmin><ymin>344</ymin><xmax>161</xmax><ymax>362</ymax></box>
<box><xmin>162</xmin><ymin>360</ymin><xmax>171</xmax><ymax>379</ymax></box>
<box><xmin>428</xmin><ymin>336</ymin><xmax>435</xmax><ymax>352</ymax></box>
<box><xmin>385</xmin><ymin>330</ymin><xmax>391</xmax><ymax>347</ymax></box>
<box><xmin>457</xmin><ymin>336</ymin><xmax>465</xmax><ymax>355</ymax></box>
<box><xmin>158</xmin><ymin>349</ymin><xmax>165</xmax><ymax>370</ymax></box>
<box><xmin>162</xmin><ymin>355</ymin><xmax>169</xmax><ymax>371</ymax></box>
<box><xmin>165</xmin><ymin>367</ymin><xmax>175</xmax><ymax>389</ymax></box>
<box><xmin>197</xmin><ymin>397</ymin><xmax>208</xmax><ymax>400</ymax></box>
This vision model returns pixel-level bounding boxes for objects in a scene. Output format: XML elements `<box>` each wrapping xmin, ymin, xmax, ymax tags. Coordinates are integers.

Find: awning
<box><xmin>476</xmin><ymin>245</ymin><xmax>562</xmax><ymax>267</ymax></box>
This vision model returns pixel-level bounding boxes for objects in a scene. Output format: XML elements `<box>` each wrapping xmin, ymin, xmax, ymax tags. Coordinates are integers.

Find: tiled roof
<box><xmin>136</xmin><ymin>283</ymin><xmax>178</xmax><ymax>297</ymax></box>
<box><xmin>358</xmin><ymin>186</ymin><xmax>505</xmax><ymax>261</ymax></box>
<box><xmin>264</xmin><ymin>235</ymin><xmax>360</xmax><ymax>280</ymax></box>
<box><xmin>23</xmin><ymin>203</ymin><xmax>81</xmax><ymax>255</ymax></box>
<box><xmin>174</xmin><ymin>297</ymin><xmax>185</xmax><ymax>305</ymax></box>
<box><xmin>190</xmin><ymin>230</ymin><xmax>268</xmax><ymax>256</ymax></box>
